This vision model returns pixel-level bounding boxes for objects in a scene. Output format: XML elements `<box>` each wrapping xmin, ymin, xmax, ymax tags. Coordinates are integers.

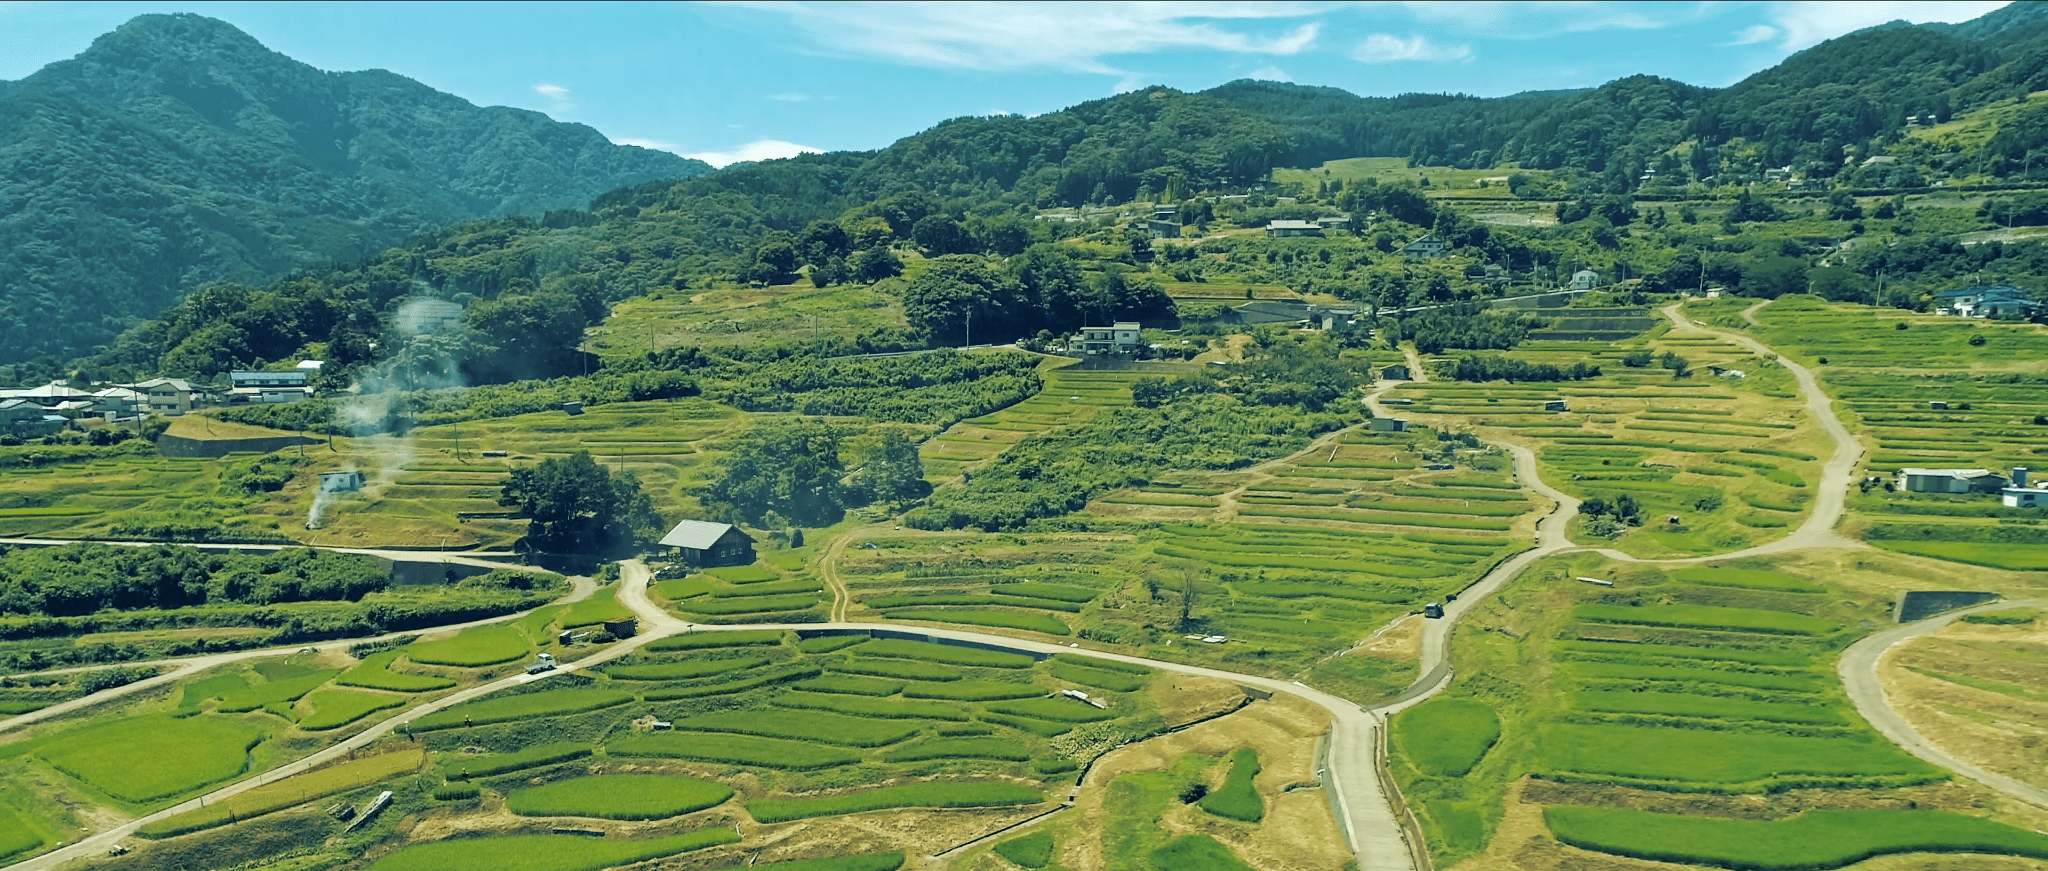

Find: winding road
<box><xmin>4</xmin><ymin>299</ymin><xmax>2036</xmax><ymax>871</ymax></box>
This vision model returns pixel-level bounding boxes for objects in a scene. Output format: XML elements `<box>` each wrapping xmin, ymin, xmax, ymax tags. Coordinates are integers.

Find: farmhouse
<box><xmin>1266</xmin><ymin>220</ymin><xmax>1323</xmax><ymax>238</ymax></box>
<box><xmin>1545</xmin><ymin>399</ymin><xmax>1569</xmax><ymax>412</ymax></box>
<box><xmin>1146</xmin><ymin>219</ymin><xmax>1181</xmax><ymax>238</ymax></box>
<box><xmin>130</xmin><ymin>378</ymin><xmax>204</xmax><ymax>415</ymax></box>
<box><xmin>0</xmin><ymin>398</ymin><xmax>66</xmax><ymax>437</ymax></box>
<box><xmin>1076</xmin><ymin>322</ymin><xmax>1143</xmax><ymax>356</ymax></box>
<box><xmin>1233</xmin><ymin>301</ymin><xmax>1312</xmax><ymax>326</ymax></box>
<box><xmin>1897</xmin><ymin>467</ymin><xmax>2007</xmax><ymax>494</ymax></box>
<box><xmin>229</xmin><ymin>370</ymin><xmax>313</xmax><ymax>405</ymax></box>
<box><xmin>1400</xmin><ymin>233</ymin><xmax>1448</xmax><ymax>259</ymax></box>
<box><xmin>1568</xmin><ymin>269</ymin><xmax>1603</xmax><ymax>291</ymax></box>
<box><xmin>1369</xmin><ymin>417</ymin><xmax>1408</xmax><ymax>432</ymax></box>
<box><xmin>319</xmin><ymin>471</ymin><xmax>366</xmax><ymax>493</ymax></box>
<box><xmin>1380</xmin><ymin>364</ymin><xmax>1411</xmax><ymax>381</ymax></box>
<box><xmin>1935</xmin><ymin>285</ymin><xmax>2041</xmax><ymax>319</ymax></box>
<box><xmin>660</xmin><ymin>520</ymin><xmax>757</xmax><ymax>567</ymax></box>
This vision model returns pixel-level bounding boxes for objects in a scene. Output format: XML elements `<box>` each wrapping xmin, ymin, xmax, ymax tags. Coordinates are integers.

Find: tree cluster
<box><xmin>499</xmin><ymin>451</ymin><xmax>662</xmax><ymax>557</ymax></box>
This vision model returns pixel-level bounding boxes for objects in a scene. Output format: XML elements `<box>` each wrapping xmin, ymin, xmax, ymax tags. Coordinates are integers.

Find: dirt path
<box><xmin>1838</xmin><ymin>598</ymin><xmax>2048</xmax><ymax>809</ymax></box>
<box><xmin>817</xmin><ymin>524</ymin><xmax>887</xmax><ymax>622</ymax></box>
<box><xmin>1400</xmin><ymin>345</ymin><xmax>1429</xmax><ymax>383</ymax></box>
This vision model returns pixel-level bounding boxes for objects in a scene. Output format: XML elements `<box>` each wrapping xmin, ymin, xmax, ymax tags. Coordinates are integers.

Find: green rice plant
<box><xmin>362</xmin><ymin>829</ymin><xmax>741</xmax><ymax>871</ymax></box>
<box><xmin>1346</xmin><ymin>498</ymin><xmax>1531</xmax><ymax>517</ymax></box>
<box><xmin>136</xmin><ymin>750</ymin><xmax>422</xmax><ymax>837</ymax></box>
<box><xmin>885</xmin><ymin>609</ymin><xmax>1072</xmax><ymax>635</ymax></box>
<box><xmin>669</xmin><ymin>709</ymin><xmax>926</xmax><ymax>747</ymax></box>
<box><xmin>989</xmin><ymin>582</ymin><xmax>1100</xmax><ymax>603</ymax></box>
<box><xmin>1051</xmin><ymin>653</ymin><xmax>1151</xmax><ymax>674</ymax></box>
<box><xmin>1236</xmin><ymin>505</ymin><xmax>1514</xmax><ymax>531</ymax></box>
<box><xmin>799</xmin><ymin>634</ymin><xmax>870</xmax><ymax>654</ymax></box>
<box><xmin>678</xmin><ymin>594</ymin><xmax>822</xmax><ymax>615</ymax></box>
<box><xmin>747</xmin><ymin>781</ymin><xmax>1044</xmax><ymax>822</ymax></box>
<box><xmin>1050</xmin><ymin>662</ymin><xmax>1147</xmax><ymax>692</ymax></box>
<box><xmin>647</xmin><ymin>629</ymin><xmax>786</xmax><ymax>651</ymax></box>
<box><xmin>1392</xmin><ymin>699</ymin><xmax>1500</xmax><ymax>777</ymax></box>
<box><xmin>298</xmin><ymin>689</ymin><xmax>406</xmax><ymax>730</ymax></box>
<box><xmin>992</xmin><ymin>831</ymin><xmax>1054</xmax><ymax>868</ymax></box>
<box><xmin>1149</xmin><ymin>835</ymin><xmax>1255</xmax><ymax>871</ymax></box>
<box><xmin>409</xmin><ymin>625</ymin><xmax>531</xmax><ymax>667</ymax></box>
<box><xmin>653</xmin><ymin>577</ymin><xmax>713</xmax><ymax>600</ymax></box>
<box><xmin>705</xmin><ymin>565</ymin><xmax>779</xmax><ymax>583</ymax></box>
<box><xmin>882</xmin><ymin>738</ymin><xmax>1032</xmax><ymax>762</ymax></box>
<box><xmin>1544</xmin><ymin>806</ymin><xmax>2048</xmax><ymax>870</ymax></box>
<box><xmin>902</xmin><ymin>680</ymin><xmax>1042</xmax><ymax>701</ymax></box>
<box><xmin>506</xmin><ymin>774</ymin><xmax>733</xmax><ymax>820</ymax></box>
<box><xmin>833</xmin><ymin>658</ymin><xmax>963</xmax><ymax>681</ymax></box>
<box><xmin>708</xmin><ymin>579</ymin><xmax>825</xmax><ymax>597</ymax></box>
<box><xmin>707</xmin><ymin>855</ymin><xmax>905</xmax><ymax>871</ymax></box>
<box><xmin>414</xmin><ymin>688</ymin><xmax>633</xmax><ymax>731</ymax></box>
<box><xmin>604</xmin><ymin>657</ymin><xmax>766</xmax><ymax>681</ymax></box>
<box><xmin>1558</xmin><ymin>640</ymin><xmax>1816</xmax><ymax>667</ymax></box>
<box><xmin>795</xmin><ymin>674</ymin><xmax>905</xmax><ymax>696</ymax></box>
<box><xmin>1535</xmin><ymin>723</ymin><xmax>1939</xmax><ymax>789</ymax></box>
<box><xmin>641</xmin><ymin>666</ymin><xmax>820</xmax><ymax>700</ymax></box>
<box><xmin>1670</xmin><ymin>567</ymin><xmax>1821</xmax><ymax>593</ymax></box>
<box><xmin>867</xmin><ymin>594</ymin><xmax>1082</xmax><ymax>613</ymax></box>
<box><xmin>447</xmin><ymin>742</ymin><xmax>592</xmax><ymax>778</ymax></box>
<box><xmin>338</xmin><ymin>651</ymin><xmax>456</xmax><ymax>692</ymax></box>
<box><xmin>38</xmin><ymin>714</ymin><xmax>267</xmax><ymax>803</ymax></box>
<box><xmin>856</xmin><ymin>638</ymin><xmax>1036</xmax><ymax>668</ymax></box>
<box><xmin>1197</xmin><ymin>748</ymin><xmax>1264</xmax><ymax>822</ymax></box>
<box><xmin>1572</xmin><ymin>604</ymin><xmax>1838</xmax><ymax>636</ymax></box>
<box><xmin>1569</xmin><ymin>691</ymin><xmax>1844</xmax><ymax>725</ymax></box>
<box><xmin>774</xmin><ymin>690</ymin><xmax>969</xmax><ymax>721</ymax></box>
<box><xmin>608</xmin><ymin>732</ymin><xmax>860</xmax><ymax>770</ymax></box>
<box><xmin>1565</xmin><ymin>661</ymin><xmax>1822</xmax><ymax>692</ymax></box>
<box><xmin>558</xmin><ymin>588</ymin><xmax>632</xmax><ymax>628</ymax></box>
<box><xmin>216</xmin><ymin>669</ymin><xmax>343</xmax><ymax>712</ymax></box>
<box><xmin>987</xmin><ymin>698</ymin><xmax>1116</xmax><ymax>722</ymax></box>
<box><xmin>1868</xmin><ymin>540</ymin><xmax>2048</xmax><ymax>572</ymax></box>
<box><xmin>433</xmin><ymin>784</ymin><xmax>480</xmax><ymax>801</ymax></box>
<box><xmin>979</xmin><ymin>714</ymin><xmax>1074</xmax><ymax>737</ymax></box>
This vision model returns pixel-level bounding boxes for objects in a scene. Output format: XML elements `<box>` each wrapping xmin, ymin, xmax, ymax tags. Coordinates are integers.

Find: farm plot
<box><xmin>661</xmin><ymin>562</ymin><xmax>829</xmax><ymax>623</ymax></box>
<box><xmin>1545</xmin><ymin>806</ymin><xmax>2048</xmax><ymax>870</ymax></box>
<box><xmin>1743</xmin><ymin>295</ymin><xmax>2048</xmax><ymax>569</ymax></box>
<box><xmin>408</xmin><ymin>624</ymin><xmax>532</xmax><ymax>668</ymax></box>
<box><xmin>339</xmin><ymin>651</ymin><xmax>458</xmax><ymax>692</ymax></box>
<box><xmin>506</xmin><ymin>774</ymin><xmax>734</xmax><ymax>819</ymax></box>
<box><xmin>1385</xmin><ymin>323</ymin><xmax>1827</xmax><ymax>558</ymax></box>
<box><xmin>747</xmin><ymin>781</ymin><xmax>1044</xmax><ymax>822</ymax></box>
<box><xmin>137</xmin><ymin>749</ymin><xmax>423</xmax><ymax>837</ymax></box>
<box><xmin>363</xmin><ymin>829</ymin><xmax>742</xmax><ymax>871</ymax></box>
<box><xmin>34</xmin><ymin>713</ymin><xmax>269</xmax><ymax>803</ymax></box>
<box><xmin>840</xmin><ymin>535</ymin><xmax>1125</xmax><ymax>639</ymax></box>
<box><xmin>1881</xmin><ymin>616</ymin><xmax>2048</xmax><ymax>792</ymax></box>
<box><xmin>0</xmin><ymin>442</ymin><xmax>278</xmax><ymax>542</ymax></box>
<box><xmin>918</xmin><ymin>362</ymin><xmax>1142</xmax><ymax>484</ymax></box>
<box><xmin>1389</xmin><ymin>554</ymin><xmax>1981</xmax><ymax>869</ymax></box>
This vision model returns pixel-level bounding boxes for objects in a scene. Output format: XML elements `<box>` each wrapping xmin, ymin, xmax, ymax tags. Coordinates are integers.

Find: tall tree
<box><xmin>499</xmin><ymin>451</ymin><xmax>661</xmax><ymax>556</ymax></box>
<box><xmin>704</xmin><ymin>420</ymin><xmax>849</xmax><ymax>527</ymax></box>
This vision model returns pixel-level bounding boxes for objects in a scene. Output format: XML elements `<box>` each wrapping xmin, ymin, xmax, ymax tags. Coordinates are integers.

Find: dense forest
<box><xmin>0</xmin><ymin>13</ymin><xmax>708</xmax><ymax>366</ymax></box>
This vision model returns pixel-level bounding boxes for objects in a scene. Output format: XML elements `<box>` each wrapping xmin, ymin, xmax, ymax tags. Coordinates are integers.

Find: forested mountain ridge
<box><xmin>0</xmin><ymin>13</ymin><xmax>709</xmax><ymax>366</ymax></box>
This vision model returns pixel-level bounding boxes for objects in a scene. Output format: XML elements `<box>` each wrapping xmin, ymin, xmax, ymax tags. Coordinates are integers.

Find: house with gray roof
<box><xmin>659</xmin><ymin>520</ymin><xmax>757</xmax><ymax>568</ymax></box>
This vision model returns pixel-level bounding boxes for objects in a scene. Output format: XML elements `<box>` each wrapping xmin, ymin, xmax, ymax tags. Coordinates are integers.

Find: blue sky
<box><xmin>0</xmin><ymin>1</ymin><xmax>2014</xmax><ymax>166</ymax></box>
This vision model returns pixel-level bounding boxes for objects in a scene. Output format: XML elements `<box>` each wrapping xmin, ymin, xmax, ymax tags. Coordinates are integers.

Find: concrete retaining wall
<box><xmin>1896</xmin><ymin>590</ymin><xmax>2000</xmax><ymax>623</ymax></box>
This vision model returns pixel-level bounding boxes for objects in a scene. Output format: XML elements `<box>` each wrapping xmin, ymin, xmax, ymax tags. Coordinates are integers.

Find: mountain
<box><xmin>0</xmin><ymin>13</ymin><xmax>709</xmax><ymax>365</ymax></box>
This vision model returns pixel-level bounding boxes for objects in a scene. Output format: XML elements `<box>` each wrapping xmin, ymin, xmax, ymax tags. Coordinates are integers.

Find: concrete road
<box><xmin>1838</xmin><ymin>598</ymin><xmax>2048</xmax><ymax>809</ymax></box>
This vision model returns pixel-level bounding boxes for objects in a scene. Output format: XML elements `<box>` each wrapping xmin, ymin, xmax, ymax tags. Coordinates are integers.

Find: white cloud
<box><xmin>1352</xmin><ymin>33</ymin><xmax>1471</xmax><ymax>63</ymax></box>
<box><xmin>767</xmin><ymin>93</ymin><xmax>810</xmax><ymax>102</ymax></box>
<box><xmin>611</xmin><ymin>136</ymin><xmax>679</xmax><ymax>151</ymax></box>
<box><xmin>1248</xmin><ymin>65</ymin><xmax>1292</xmax><ymax>82</ymax></box>
<box><xmin>1763</xmin><ymin>1</ymin><xmax>2012</xmax><ymax>51</ymax></box>
<box><xmin>1392</xmin><ymin>1</ymin><xmax>1698</xmax><ymax>38</ymax></box>
<box><xmin>684</xmin><ymin>138</ymin><xmax>825</xmax><ymax>168</ymax></box>
<box><xmin>726</xmin><ymin>1</ymin><xmax>1322</xmax><ymax>75</ymax></box>
<box><xmin>533</xmin><ymin>83</ymin><xmax>574</xmax><ymax>113</ymax></box>
<box><xmin>1722</xmin><ymin>23</ymin><xmax>1778</xmax><ymax>46</ymax></box>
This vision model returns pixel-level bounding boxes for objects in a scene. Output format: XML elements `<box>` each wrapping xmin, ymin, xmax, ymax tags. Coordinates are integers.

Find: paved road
<box><xmin>1837</xmin><ymin>598</ymin><xmax>2048</xmax><ymax>810</ymax></box>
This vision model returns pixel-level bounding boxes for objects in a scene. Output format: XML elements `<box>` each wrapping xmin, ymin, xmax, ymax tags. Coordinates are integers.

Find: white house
<box><xmin>1266</xmin><ymin>220</ymin><xmax>1324</xmax><ymax>238</ymax></box>
<box><xmin>1400</xmin><ymin>233</ymin><xmax>1448</xmax><ymax>259</ymax></box>
<box><xmin>1568</xmin><ymin>269</ymin><xmax>1603</xmax><ymax>291</ymax></box>
<box><xmin>1077</xmin><ymin>322</ymin><xmax>1144</xmax><ymax>356</ymax></box>
<box><xmin>1936</xmin><ymin>285</ymin><xmax>2041</xmax><ymax>319</ymax></box>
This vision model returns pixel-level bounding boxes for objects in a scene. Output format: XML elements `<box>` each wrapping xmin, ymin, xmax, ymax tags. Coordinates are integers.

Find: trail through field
<box><xmin>817</xmin><ymin>524</ymin><xmax>887</xmax><ymax>622</ymax></box>
<box><xmin>1838</xmin><ymin>598</ymin><xmax>2048</xmax><ymax>810</ymax></box>
<box><xmin>1400</xmin><ymin>344</ymin><xmax>1429</xmax><ymax>383</ymax></box>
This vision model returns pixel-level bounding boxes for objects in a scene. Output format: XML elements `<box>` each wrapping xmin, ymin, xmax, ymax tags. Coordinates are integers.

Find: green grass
<box><xmin>1393</xmin><ymin>699</ymin><xmax>1501</xmax><ymax>778</ymax></box>
<box><xmin>1148</xmin><ymin>835</ymin><xmax>1255</xmax><ymax>871</ymax></box>
<box><xmin>298</xmin><ymin>688</ymin><xmax>406</xmax><ymax>730</ymax></box>
<box><xmin>882</xmin><ymin>738</ymin><xmax>1032</xmax><ymax>762</ymax></box>
<box><xmin>338</xmin><ymin>651</ymin><xmax>457</xmax><ymax>692</ymax></box>
<box><xmin>798</xmin><ymin>634</ymin><xmax>870</xmax><ymax>654</ymax></box>
<box><xmin>506</xmin><ymin>774</ymin><xmax>734</xmax><ymax>820</ymax></box>
<box><xmin>1050</xmin><ymin>653</ymin><xmax>1151</xmax><ymax>674</ymax></box>
<box><xmin>1536</xmin><ymin>723</ymin><xmax>1939</xmax><ymax>789</ymax></box>
<box><xmin>1670</xmin><ymin>566</ymin><xmax>1822</xmax><ymax>593</ymax></box>
<box><xmin>414</xmin><ymin>688</ymin><xmax>632</xmax><ymax>731</ymax></box>
<box><xmin>1545</xmin><ymin>806</ymin><xmax>2048</xmax><ymax>870</ymax></box>
<box><xmin>647</xmin><ymin>629</ymin><xmax>786</xmax><ymax>651</ymax></box>
<box><xmin>993</xmin><ymin>831</ymin><xmax>1054</xmax><ymax>869</ymax></box>
<box><xmin>447</xmin><ymin>742</ymin><xmax>593</xmax><ymax>778</ymax></box>
<box><xmin>709</xmin><ymin>855</ymin><xmax>905</xmax><ymax>871</ymax></box>
<box><xmin>136</xmin><ymin>750</ymin><xmax>422</xmax><ymax>837</ymax></box>
<box><xmin>747</xmin><ymin>781</ymin><xmax>1043</xmax><ymax>822</ymax></box>
<box><xmin>795</xmin><ymin>674</ymin><xmax>906</xmax><ymax>696</ymax></box>
<box><xmin>774</xmin><ymin>691</ymin><xmax>970</xmax><ymax>721</ymax></box>
<box><xmin>1569</xmin><ymin>691</ymin><xmax>1844</xmax><ymax>725</ymax></box>
<box><xmin>1564</xmin><ymin>661</ymin><xmax>1822</xmax><ymax>692</ymax></box>
<box><xmin>992</xmin><ymin>583</ymin><xmax>1101</xmax><ymax>603</ymax></box>
<box><xmin>679</xmin><ymin>593</ymin><xmax>823</xmax><ymax>615</ymax></box>
<box><xmin>641</xmin><ymin>666</ymin><xmax>820</xmax><ymax>700</ymax></box>
<box><xmin>216</xmin><ymin>669</ymin><xmax>342</xmax><ymax>712</ymax></box>
<box><xmin>1197</xmin><ymin>748</ymin><xmax>1264</xmax><ymax>823</ymax></box>
<box><xmin>362</xmin><ymin>829</ymin><xmax>741</xmax><ymax>871</ymax></box>
<box><xmin>1050</xmin><ymin>662</ymin><xmax>1148</xmax><ymax>692</ymax></box>
<box><xmin>1572</xmin><ymin>604</ymin><xmax>1838</xmax><ymax>636</ymax></box>
<box><xmin>705</xmin><ymin>565</ymin><xmax>778</xmax><ymax>583</ymax></box>
<box><xmin>604</xmin><ymin>657</ymin><xmax>766</xmax><ymax>680</ymax></box>
<box><xmin>669</xmin><ymin>709</ymin><xmax>925</xmax><ymax>747</ymax></box>
<box><xmin>1869</xmin><ymin>540</ymin><xmax>2048</xmax><ymax>572</ymax></box>
<box><xmin>1962</xmin><ymin>608</ymin><xmax>2038</xmax><ymax>625</ymax></box>
<box><xmin>0</xmin><ymin>804</ymin><xmax>45</xmax><ymax>860</ymax></box>
<box><xmin>902</xmin><ymin>680</ymin><xmax>1043</xmax><ymax>701</ymax></box>
<box><xmin>408</xmin><ymin>625</ymin><xmax>532</xmax><ymax>667</ymax></box>
<box><xmin>38</xmin><ymin>714</ymin><xmax>267</xmax><ymax>802</ymax></box>
<box><xmin>558</xmin><ymin>587</ymin><xmax>632</xmax><ymax>628</ymax></box>
<box><xmin>987</xmin><ymin>698</ymin><xmax>1116</xmax><ymax>722</ymax></box>
<box><xmin>884</xmin><ymin>609</ymin><xmax>1072</xmax><ymax>635</ymax></box>
<box><xmin>856</xmin><ymin>638</ymin><xmax>1037</xmax><ymax>668</ymax></box>
<box><xmin>832</xmin><ymin>659</ymin><xmax>963</xmax><ymax>681</ymax></box>
<box><xmin>608</xmin><ymin>732</ymin><xmax>862</xmax><ymax>770</ymax></box>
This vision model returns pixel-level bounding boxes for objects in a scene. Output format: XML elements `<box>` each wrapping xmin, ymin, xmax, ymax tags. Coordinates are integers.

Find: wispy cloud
<box><xmin>1760</xmin><ymin>0</ymin><xmax>2011</xmax><ymax>52</ymax></box>
<box><xmin>685</xmin><ymin>138</ymin><xmax>825</xmax><ymax>168</ymax></box>
<box><xmin>767</xmin><ymin>93</ymin><xmax>810</xmax><ymax>102</ymax></box>
<box><xmin>1247</xmin><ymin>65</ymin><xmax>1292</xmax><ymax>82</ymax></box>
<box><xmin>728</xmin><ymin>1</ymin><xmax>1322</xmax><ymax>75</ymax></box>
<box><xmin>1721</xmin><ymin>23</ymin><xmax>1778</xmax><ymax>46</ymax></box>
<box><xmin>1353</xmin><ymin>33</ymin><xmax>1471</xmax><ymax>63</ymax></box>
<box><xmin>1392</xmin><ymin>1</ymin><xmax>1700</xmax><ymax>38</ymax></box>
<box><xmin>533</xmin><ymin>83</ymin><xmax>573</xmax><ymax>113</ymax></box>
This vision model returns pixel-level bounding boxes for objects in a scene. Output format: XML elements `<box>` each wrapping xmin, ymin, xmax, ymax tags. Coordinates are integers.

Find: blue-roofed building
<box><xmin>1935</xmin><ymin>285</ymin><xmax>2041</xmax><ymax>319</ymax></box>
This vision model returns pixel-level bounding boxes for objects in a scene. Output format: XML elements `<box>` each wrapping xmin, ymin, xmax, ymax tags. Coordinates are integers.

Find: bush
<box><xmin>747</xmin><ymin>782</ymin><xmax>1043</xmax><ymax>823</ymax></box>
<box><xmin>506</xmin><ymin>774</ymin><xmax>734</xmax><ymax>820</ymax></box>
<box><xmin>1197</xmin><ymin>748</ymin><xmax>1264</xmax><ymax>822</ymax></box>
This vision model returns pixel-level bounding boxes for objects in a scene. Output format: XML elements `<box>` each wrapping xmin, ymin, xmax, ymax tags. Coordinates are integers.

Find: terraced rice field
<box><xmin>917</xmin><ymin>361</ymin><xmax>1147</xmax><ymax>484</ymax></box>
<box><xmin>656</xmin><ymin>562</ymin><xmax>830</xmax><ymax>623</ymax></box>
